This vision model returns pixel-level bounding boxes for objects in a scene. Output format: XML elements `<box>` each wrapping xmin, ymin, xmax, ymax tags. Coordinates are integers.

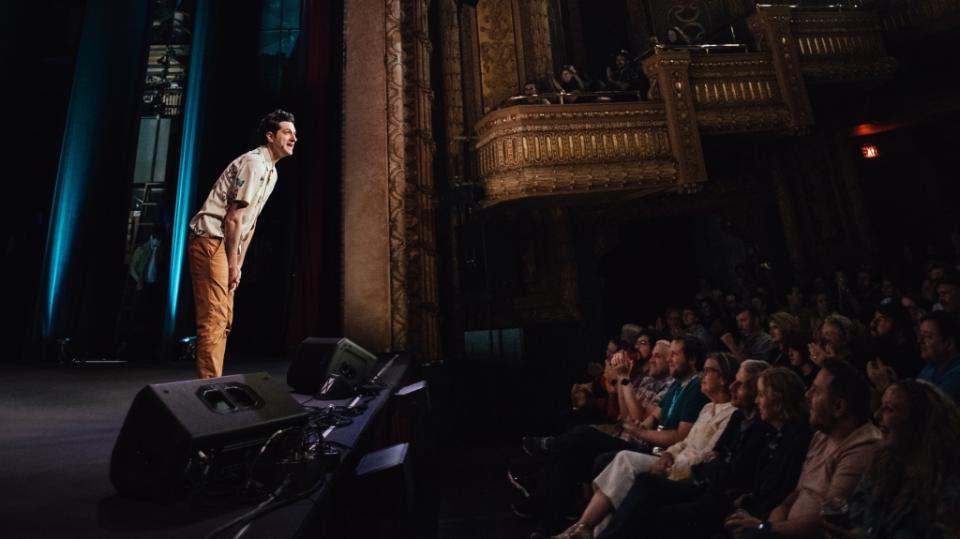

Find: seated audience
<box><xmin>937</xmin><ymin>272</ymin><xmax>960</xmax><ymax>320</ymax></box>
<box><xmin>900</xmin><ymin>292</ymin><xmax>930</xmax><ymax>334</ymax></box>
<box><xmin>917</xmin><ymin>312</ymin><xmax>960</xmax><ymax>402</ymax></box>
<box><xmin>767</xmin><ymin>311</ymin><xmax>800</xmax><ymax>367</ymax></box>
<box><xmin>724</xmin><ymin>358</ymin><xmax>880</xmax><ymax>538</ymax></box>
<box><xmin>721</xmin><ymin>305</ymin><xmax>774</xmax><ymax>361</ymax></box>
<box><xmin>519</xmin><ymin>337</ymin><xmax>709</xmax><ymax>537</ymax></box>
<box><xmin>550</xmin><ymin>352</ymin><xmax>742</xmax><ymax>539</ymax></box>
<box><xmin>823</xmin><ymin>380</ymin><xmax>960</xmax><ymax>538</ymax></box>
<box><xmin>568</xmin><ymin>365</ymin><xmax>812</xmax><ymax>539</ymax></box>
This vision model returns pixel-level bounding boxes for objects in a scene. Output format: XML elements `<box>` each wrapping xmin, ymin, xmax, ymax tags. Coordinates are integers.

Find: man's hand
<box><xmin>720</xmin><ymin>333</ymin><xmax>738</xmax><ymax>353</ymax></box>
<box><xmin>724</xmin><ymin>510</ymin><xmax>761</xmax><ymax>532</ymax></box>
<box><xmin>809</xmin><ymin>342</ymin><xmax>827</xmax><ymax>365</ymax></box>
<box><xmin>229</xmin><ymin>266</ymin><xmax>242</xmax><ymax>292</ymax></box>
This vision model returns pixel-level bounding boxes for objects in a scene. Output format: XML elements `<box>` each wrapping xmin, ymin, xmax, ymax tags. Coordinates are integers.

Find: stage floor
<box><xmin>0</xmin><ymin>357</ymin><xmax>290</xmax><ymax>539</ymax></box>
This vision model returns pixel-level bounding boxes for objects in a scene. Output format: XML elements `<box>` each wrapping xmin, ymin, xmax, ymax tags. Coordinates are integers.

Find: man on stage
<box><xmin>187</xmin><ymin>109</ymin><xmax>297</xmax><ymax>378</ymax></box>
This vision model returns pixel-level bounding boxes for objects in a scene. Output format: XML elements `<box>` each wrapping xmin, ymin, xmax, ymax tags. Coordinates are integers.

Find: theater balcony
<box><xmin>748</xmin><ymin>5</ymin><xmax>898</xmax><ymax>84</ymax></box>
<box><xmin>470</xmin><ymin>4</ymin><xmax>904</xmax><ymax>209</ymax></box>
<box><xmin>473</xmin><ymin>101</ymin><xmax>703</xmax><ymax>208</ymax></box>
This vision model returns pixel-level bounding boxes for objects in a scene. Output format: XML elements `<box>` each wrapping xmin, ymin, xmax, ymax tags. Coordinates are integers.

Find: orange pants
<box><xmin>188</xmin><ymin>235</ymin><xmax>233</xmax><ymax>378</ymax></box>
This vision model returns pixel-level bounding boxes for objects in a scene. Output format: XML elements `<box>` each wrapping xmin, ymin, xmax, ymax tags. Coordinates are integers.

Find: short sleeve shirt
<box><xmin>659</xmin><ymin>375</ymin><xmax>709</xmax><ymax>430</ymax></box>
<box><xmin>189</xmin><ymin>146</ymin><xmax>277</xmax><ymax>241</ymax></box>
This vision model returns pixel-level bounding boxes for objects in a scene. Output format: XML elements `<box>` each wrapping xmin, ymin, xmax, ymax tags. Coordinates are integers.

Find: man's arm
<box><xmin>238</xmin><ymin>224</ymin><xmax>256</xmax><ymax>269</ymax></box>
<box><xmin>223</xmin><ymin>202</ymin><xmax>249</xmax><ymax>291</ymax></box>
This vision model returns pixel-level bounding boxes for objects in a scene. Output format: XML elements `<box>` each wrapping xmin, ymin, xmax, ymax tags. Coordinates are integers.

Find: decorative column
<box><xmin>643</xmin><ymin>49</ymin><xmax>707</xmax><ymax>190</ymax></box>
<box><xmin>516</xmin><ymin>0</ymin><xmax>554</xmax><ymax>87</ymax></box>
<box><xmin>475</xmin><ymin>0</ymin><xmax>523</xmax><ymax>113</ymax></box>
<box><xmin>747</xmin><ymin>6</ymin><xmax>813</xmax><ymax>133</ymax></box>
<box><xmin>342</xmin><ymin>0</ymin><xmax>440</xmax><ymax>358</ymax></box>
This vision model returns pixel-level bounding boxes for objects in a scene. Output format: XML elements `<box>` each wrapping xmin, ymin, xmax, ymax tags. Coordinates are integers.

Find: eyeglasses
<box><xmin>637</xmin><ymin>340</ymin><xmax>650</xmax><ymax>346</ymax></box>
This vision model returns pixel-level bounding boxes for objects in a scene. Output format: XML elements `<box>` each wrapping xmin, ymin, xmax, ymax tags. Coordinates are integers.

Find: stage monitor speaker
<box><xmin>110</xmin><ymin>372</ymin><xmax>308</xmax><ymax>500</ymax></box>
<box><xmin>287</xmin><ymin>337</ymin><xmax>378</xmax><ymax>396</ymax></box>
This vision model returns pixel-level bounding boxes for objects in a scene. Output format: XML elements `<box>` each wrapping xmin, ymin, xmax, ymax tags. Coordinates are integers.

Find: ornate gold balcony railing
<box><xmin>646</xmin><ymin>47</ymin><xmax>809</xmax><ymax>134</ymax></box>
<box><xmin>472</xmin><ymin>102</ymin><xmax>703</xmax><ymax>207</ymax></box>
<box><xmin>750</xmin><ymin>5</ymin><xmax>898</xmax><ymax>83</ymax></box>
<box><xmin>880</xmin><ymin>0</ymin><xmax>960</xmax><ymax>33</ymax></box>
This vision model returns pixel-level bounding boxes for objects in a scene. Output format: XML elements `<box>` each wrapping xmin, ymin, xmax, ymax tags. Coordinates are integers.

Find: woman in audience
<box><xmin>784</xmin><ymin>333</ymin><xmax>818</xmax><ymax>388</ymax></box>
<box><xmin>767</xmin><ymin>311</ymin><xmax>800</xmax><ymax>367</ymax></box>
<box><xmin>823</xmin><ymin>380</ymin><xmax>960</xmax><ymax>538</ymax></box>
<box><xmin>809</xmin><ymin>314</ymin><xmax>861</xmax><ymax>367</ymax></box>
<box><xmin>550</xmin><ymin>352</ymin><xmax>741</xmax><ymax>538</ymax></box>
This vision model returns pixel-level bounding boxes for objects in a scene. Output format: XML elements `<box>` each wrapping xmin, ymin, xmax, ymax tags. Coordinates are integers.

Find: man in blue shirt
<box><xmin>917</xmin><ymin>312</ymin><xmax>960</xmax><ymax>402</ymax></box>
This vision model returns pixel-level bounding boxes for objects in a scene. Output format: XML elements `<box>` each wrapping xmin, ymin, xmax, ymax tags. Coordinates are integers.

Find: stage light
<box><xmin>165</xmin><ymin>0</ymin><xmax>210</xmax><ymax>338</ymax></box>
<box><xmin>861</xmin><ymin>145</ymin><xmax>879</xmax><ymax>159</ymax></box>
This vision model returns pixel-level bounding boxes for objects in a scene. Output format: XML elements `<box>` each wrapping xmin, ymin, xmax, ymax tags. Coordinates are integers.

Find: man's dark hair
<box><xmin>675</xmin><ymin>335</ymin><xmax>706</xmax><ymax>370</ymax></box>
<box><xmin>736</xmin><ymin>304</ymin><xmax>760</xmax><ymax>320</ymax></box>
<box><xmin>821</xmin><ymin>358</ymin><xmax>872</xmax><ymax>424</ymax></box>
<box><xmin>258</xmin><ymin>109</ymin><xmax>295</xmax><ymax>140</ymax></box>
<box><xmin>920</xmin><ymin>311</ymin><xmax>960</xmax><ymax>347</ymax></box>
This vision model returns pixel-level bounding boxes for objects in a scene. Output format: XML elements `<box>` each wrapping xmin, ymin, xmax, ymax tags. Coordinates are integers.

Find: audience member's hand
<box><xmin>621</xmin><ymin>421</ymin><xmax>644</xmax><ymax>438</ymax></box>
<box><xmin>822</xmin><ymin>520</ymin><xmax>865</xmax><ymax>539</ymax></box>
<box><xmin>650</xmin><ymin>453</ymin><xmax>673</xmax><ymax>476</ymax></box>
<box><xmin>809</xmin><ymin>342</ymin><xmax>827</xmax><ymax>365</ymax></box>
<box><xmin>724</xmin><ymin>510</ymin><xmax>760</xmax><ymax>532</ymax></box>
<box><xmin>720</xmin><ymin>333</ymin><xmax>737</xmax><ymax>352</ymax></box>
<box><xmin>866</xmin><ymin>358</ymin><xmax>896</xmax><ymax>393</ymax></box>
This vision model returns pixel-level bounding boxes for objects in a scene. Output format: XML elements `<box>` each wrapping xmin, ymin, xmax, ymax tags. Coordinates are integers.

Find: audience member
<box><xmin>784</xmin><ymin>333</ymin><xmax>819</xmax><ymax>388</ymax></box>
<box><xmin>552</xmin><ymin>352</ymin><xmax>740</xmax><ymax>539</ymax></box>
<box><xmin>767</xmin><ymin>311</ymin><xmax>800</xmax><ymax>367</ymax></box>
<box><xmin>724</xmin><ymin>359</ymin><xmax>879</xmax><ymax>538</ymax></box>
<box><xmin>823</xmin><ymin>380</ymin><xmax>960</xmax><ymax>538</ymax></box>
<box><xmin>721</xmin><ymin>306</ymin><xmax>774</xmax><ymax>361</ymax></box>
<box><xmin>682</xmin><ymin>306</ymin><xmax>714</xmax><ymax>349</ymax></box>
<box><xmin>552</xmin><ymin>65</ymin><xmax>586</xmax><ymax>98</ymax></box>
<box><xmin>519</xmin><ymin>337</ymin><xmax>709</xmax><ymax>536</ymax></box>
<box><xmin>917</xmin><ymin>312</ymin><xmax>960</xmax><ymax>402</ymax></box>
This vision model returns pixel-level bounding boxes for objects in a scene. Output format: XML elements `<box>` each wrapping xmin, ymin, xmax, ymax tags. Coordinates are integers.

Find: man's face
<box><xmin>938</xmin><ymin>283</ymin><xmax>960</xmax><ymax>314</ymax></box>
<box><xmin>561</xmin><ymin>69</ymin><xmax>573</xmax><ymax>82</ymax></box>
<box><xmin>919</xmin><ymin>319</ymin><xmax>953</xmax><ymax>362</ymax></box>
<box><xmin>647</xmin><ymin>343</ymin><xmax>670</xmax><ymax>378</ymax></box>
<box><xmin>668</xmin><ymin>341</ymin><xmax>691</xmax><ymax>378</ymax></box>
<box><xmin>736</xmin><ymin>311</ymin><xmax>753</xmax><ymax>335</ymax></box>
<box><xmin>523</xmin><ymin>83</ymin><xmax>537</xmax><ymax>96</ymax></box>
<box><xmin>857</xmin><ymin>271</ymin><xmax>871</xmax><ymax>290</ymax></box>
<box><xmin>806</xmin><ymin>369</ymin><xmax>837</xmax><ymax>432</ymax></box>
<box><xmin>870</xmin><ymin>312</ymin><xmax>894</xmax><ymax>338</ymax></box>
<box><xmin>730</xmin><ymin>366</ymin><xmax>756</xmax><ymax>411</ymax></box>
<box><xmin>878</xmin><ymin>385</ymin><xmax>912</xmax><ymax>451</ymax></box>
<box><xmin>787</xmin><ymin>286</ymin><xmax>803</xmax><ymax>307</ymax></box>
<box><xmin>615</xmin><ymin>54</ymin><xmax>627</xmax><ymax>69</ymax></box>
<box><xmin>902</xmin><ymin>296</ymin><xmax>925</xmax><ymax>324</ymax></box>
<box><xmin>682</xmin><ymin>309</ymin><xmax>697</xmax><ymax>327</ymax></box>
<box><xmin>266</xmin><ymin>121</ymin><xmax>297</xmax><ymax>158</ymax></box>
<box><xmin>769</xmin><ymin>321</ymin><xmax>783</xmax><ymax>343</ymax></box>
<box><xmin>820</xmin><ymin>322</ymin><xmax>841</xmax><ymax>345</ymax></box>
